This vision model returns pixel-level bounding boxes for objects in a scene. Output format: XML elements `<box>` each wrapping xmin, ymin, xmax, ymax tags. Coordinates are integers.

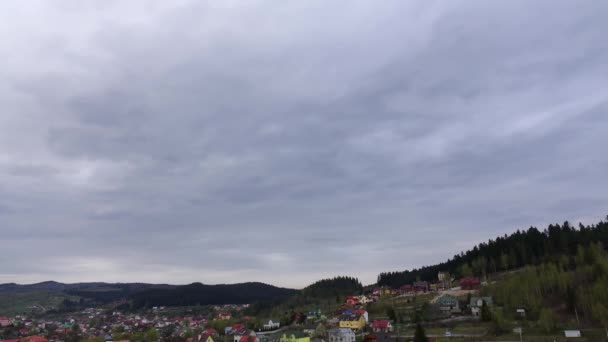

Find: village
<box><xmin>0</xmin><ymin>273</ymin><xmax>523</xmax><ymax>342</ymax></box>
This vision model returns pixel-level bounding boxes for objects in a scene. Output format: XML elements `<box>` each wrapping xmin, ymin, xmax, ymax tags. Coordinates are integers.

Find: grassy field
<box><xmin>0</xmin><ymin>291</ymin><xmax>78</xmax><ymax>315</ymax></box>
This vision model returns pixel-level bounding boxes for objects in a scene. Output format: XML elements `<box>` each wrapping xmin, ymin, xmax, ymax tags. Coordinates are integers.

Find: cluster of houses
<box><xmin>374</xmin><ymin>274</ymin><xmax>483</xmax><ymax>297</ymax></box>
<box><xmin>188</xmin><ymin>327</ymin><xmax>314</xmax><ymax>342</ymax></box>
<box><xmin>0</xmin><ymin>309</ymin><xmax>220</xmax><ymax>342</ymax></box>
<box><xmin>0</xmin><ymin>272</ymin><xmax>494</xmax><ymax>342</ymax></box>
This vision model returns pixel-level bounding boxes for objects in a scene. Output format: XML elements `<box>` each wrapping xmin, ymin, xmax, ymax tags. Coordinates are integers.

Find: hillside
<box><xmin>368</xmin><ymin>215</ymin><xmax>608</xmax><ymax>339</ymax></box>
<box><xmin>130</xmin><ymin>282</ymin><xmax>297</xmax><ymax>308</ymax></box>
<box><xmin>244</xmin><ymin>276</ymin><xmax>362</xmax><ymax>318</ymax></box>
<box><xmin>0</xmin><ymin>281</ymin><xmax>297</xmax><ymax>315</ymax></box>
<box><xmin>377</xmin><ymin>216</ymin><xmax>608</xmax><ymax>288</ymax></box>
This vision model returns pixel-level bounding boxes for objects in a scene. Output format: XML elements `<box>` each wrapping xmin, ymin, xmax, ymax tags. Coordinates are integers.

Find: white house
<box><xmin>263</xmin><ymin>319</ymin><xmax>280</xmax><ymax>330</ymax></box>
<box><xmin>358</xmin><ymin>295</ymin><xmax>373</xmax><ymax>304</ymax></box>
<box><xmin>328</xmin><ymin>328</ymin><xmax>355</xmax><ymax>342</ymax></box>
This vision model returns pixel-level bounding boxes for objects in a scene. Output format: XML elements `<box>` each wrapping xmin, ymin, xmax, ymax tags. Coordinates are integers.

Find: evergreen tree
<box><xmin>481</xmin><ymin>300</ymin><xmax>492</xmax><ymax>322</ymax></box>
<box><xmin>413</xmin><ymin>323</ymin><xmax>427</xmax><ymax>342</ymax></box>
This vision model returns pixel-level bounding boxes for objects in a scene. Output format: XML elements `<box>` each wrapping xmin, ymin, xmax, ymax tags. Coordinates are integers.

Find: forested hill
<box><xmin>300</xmin><ymin>276</ymin><xmax>363</xmax><ymax>298</ymax></box>
<box><xmin>377</xmin><ymin>216</ymin><xmax>608</xmax><ymax>288</ymax></box>
<box><xmin>0</xmin><ymin>281</ymin><xmax>297</xmax><ymax>311</ymax></box>
<box><xmin>244</xmin><ymin>276</ymin><xmax>363</xmax><ymax>316</ymax></box>
<box><xmin>130</xmin><ymin>282</ymin><xmax>297</xmax><ymax>308</ymax></box>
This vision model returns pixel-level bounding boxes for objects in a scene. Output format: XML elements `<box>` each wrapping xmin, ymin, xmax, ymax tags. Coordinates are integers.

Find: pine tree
<box><xmin>481</xmin><ymin>300</ymin><xmax>492</xmax><ymax>322</ymax></box>
<box><xmin>413</xmin><ymin>323</ymin><xmax>427</xmax><ymax>342</ymax></box>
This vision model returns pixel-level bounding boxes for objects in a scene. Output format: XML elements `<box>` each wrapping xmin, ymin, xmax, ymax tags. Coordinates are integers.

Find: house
<box><xmin>413</xmin><ymin>281</ymin><xmax>429</xmax><ymax>292</ymax></box>
<box><xmin>469</xmin><ymin>297</ymin><xmax>493</xmax><ymax>316</ymax></box>
<box><xmin>363</xmin><ymin>333</ymin><xmax>395</xmax><ymax>342</ymax></box>
<box><xmin>338</xmin><ymin>315</ymin><xmax>365</xmax><ymax>330</ymax></box>
<box><xmin>399</xmin><ymin>284</ymin><xmax>414</xmax><ymax>295</ymax></box>
<box><xmin>232</xmin><ymin>323</ymin><xmax>246</xmax><ymax>331</ymax></box>
<box><xmin>355</xmin><ymin>308</ymin><xmax>368</xmax><ymax>323</ymax></box>
<box><xmin>262</xmin><ymin>319</ymin><xmax>280</xmax><ymax>330</ymax></box>
<box><xmin>370</xmin><ymin>320</ymin><xmax>393</xmax><ymax>333</ymax></box>
<box><xmin>0</xmin><ymin>316</ymin><xmax>11</xmax><ymax>327</ymax></box>
<box><xmin>437</xmin><ymin>272</ymin><xmax>450</xmax><ymax>282</ymax></box>
<box><xmin>279</xmin><ymin>331</ymin><xmax>310</xmax><ymax>342</ymax></box>
<box><xmin>381</xmin><ymin>288</ymin><xmax>394</xmax><ymax>296</ymax></box>
<box><xmin>345</xmin><ymin>296</ymin><xmax>359</xmax><ymax>306</ymax></box>
<box><xmin>55</xmin><ymin>328</ymin><xmax>72</xmax><ymax>335</ymax></box>
<box><xmin>436</xmin><ymin>295</ymin><xmax>460</xmax><ymax>315</ymax></box>
<box><xmin>327</xmin><ymin>328</ymin><xmax>355</xmax><ymax>342</ymax></box>
<box><xmin>372</xmin><ymin>287</ymin><xmax>393</xmax><ymax>296</ymax></box>
<box><xmin>232</xmin><ymin>329</ymin><xmax>257</xmax><ymax>342</ymax></box>
<box><xmin>358</xmin><ymin>295</ymin><xmax>373</xmax><ymax>304</ymax></box>
<box><xmin>516</xmin><ymin>308</ymin><xmax>526</xmax><ymax>318</ymax></box>
<box><xmin>203</xmin><ymin>328</ymin><xmax>219</xmax><ymax>336</ymax></box>
<box><xmin>239</xmin><ymin>335</ymin><xmax>259</xmax><ymax>342</ymax></box>
<box><xmin>459</xmin><ymin>277</ymin><xmax>481</xmax><ymax>290</ymax></box>
<box><xmin>20</xmin><ymin>337</ymin><xmax>49</xmax><ymax>342</ymax></box>
<box><xmin>195</xmin><ymin>334</ymin><xmax>215</xmax><ymax>342</ymax></box>
<box><xmin>218</xmin><ymin>312</ymin><xmax>232</xmax><ymax>320</ymax></box>
<box><xmin>326</xmin><ymin>317</ymin><xmax>340</xmax><ymax>327</ymax></box>
<box><xmin>227</xmin><ymin>323</ymin><xmax>246</xmax><ymax>334</ymax></box>
<box><xmin>438</xmin><ymin>272</ymin><xmax>452</xmax><ymax>289</ymax></box>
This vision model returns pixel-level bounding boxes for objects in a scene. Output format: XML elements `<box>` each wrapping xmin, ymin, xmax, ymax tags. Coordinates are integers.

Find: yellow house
<box><xmin>380</xmin><ymin>288</ymin><xmax>393</xmax><ymax>296</ymax></box>
<box><xmin>194</xmin><ymin>334</ymin><xmax>214</xmax><ymax>342</ymax></box>
<box><xmin>339</xmin><ymin>315</ymin><xmax>366</xmax><ymax>330</ymax></box>
<box><xmin>279</xmin><ymin>332</ymin><xmax>310</xmax><ymax>342</ymax></box>
<box><xmin>195</xmin><ymin>334</ymin><xmax>215</xmax><ymax>342</ymax></box>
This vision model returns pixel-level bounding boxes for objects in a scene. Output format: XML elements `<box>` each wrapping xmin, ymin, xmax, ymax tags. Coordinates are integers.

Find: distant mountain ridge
<box><xmin>0</xmin><ymin>281</ymin><xmax>165</xmax><ymax>292</ymax></box>
<box><xmin>0</xmin><ymin>281</ymin><xmax>298</xmax><ymax>309</ymax></box>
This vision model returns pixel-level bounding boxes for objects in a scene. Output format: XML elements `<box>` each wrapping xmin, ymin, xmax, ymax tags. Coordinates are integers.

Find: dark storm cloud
<box><xmin>0</xmin><ymin>0</ymin><xmax>607</xmax><ymax>287</ymax></box>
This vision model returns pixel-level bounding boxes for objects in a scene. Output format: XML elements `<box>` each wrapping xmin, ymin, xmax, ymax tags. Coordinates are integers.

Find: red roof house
<box><xmin>203</xmin><ymin>328</ymin><xmax>218</xmax><ymax>336</ymax></box>
<box><xmin>399</xmin><ymin>284</ymin><xmax>414</xmax><ymax>294</ymax></box>
<box><xmin>371</xmin><ymin>320</ymin><xmax>393</xmax><ymax>332</ymax></box>
<box><xmin>21</xmin><ymin>336</ymin><xmax>49</xmax><ymax>342</ymax></box>
<box><xmin>346</xmin><ymin>296</ymin><xmax>360</xmax><ymax>306</ymax></box>
<box><xmin>231</xmin><ymin>323</ymin><xmax>245</xmax><ymax>331</ymax></box>
<box><xmin>239</xmin><ymin>336</ymin><xmax>257</xmax><ymax>342</ymax></box>
<box><xmin>0</xmin><ymin>316</ymin><xmax>11</xmax><ymax>327</ymax></box>
<box><xmin>459</xmin><ymin>277</ymin><xmax>481</xmax><ymax>290</ymax></box>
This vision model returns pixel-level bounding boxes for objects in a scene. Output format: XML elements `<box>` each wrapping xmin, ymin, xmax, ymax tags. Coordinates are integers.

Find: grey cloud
<box><xmin>0</xmin><ymin>0</ymin><xmax>607</xmax><ymax>288</ymax></box>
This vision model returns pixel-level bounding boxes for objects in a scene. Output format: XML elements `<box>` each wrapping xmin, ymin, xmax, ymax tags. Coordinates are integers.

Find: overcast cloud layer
<box><xmin>1</xmin><ymin>1</ymin><xmax>607</xmax><ymax>288</ymax></box>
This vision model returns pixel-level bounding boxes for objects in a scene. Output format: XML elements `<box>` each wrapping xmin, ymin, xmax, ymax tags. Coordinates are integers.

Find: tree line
<box><xmin>130</xmin><ymin>282</ymin><xmax>297</xmax><ymax>308</ymax></box>
<box><xmin>377</xmin><ymin>216</ymin><xmax>608</xmax><ymax>287</ymax></box>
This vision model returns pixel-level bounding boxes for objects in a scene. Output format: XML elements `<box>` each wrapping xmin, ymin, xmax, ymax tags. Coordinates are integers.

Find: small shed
<box><xmin>564</xmin><ymin>330</ymin><xmax>581</xmax><ymax>338</ymax></box>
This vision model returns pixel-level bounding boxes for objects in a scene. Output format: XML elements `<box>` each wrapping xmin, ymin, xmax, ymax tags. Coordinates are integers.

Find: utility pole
<box><xmin>514</xmin><ymin>327</ymin><xmax>522</xmax><ymax>342</ymax></box>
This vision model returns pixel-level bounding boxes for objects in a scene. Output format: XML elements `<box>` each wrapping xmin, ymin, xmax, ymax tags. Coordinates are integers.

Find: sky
<box><xmin>0</xmin><ymin>1</ymin><xmax>607</xmax><ymax>289</ymax></box>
